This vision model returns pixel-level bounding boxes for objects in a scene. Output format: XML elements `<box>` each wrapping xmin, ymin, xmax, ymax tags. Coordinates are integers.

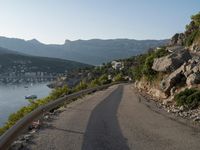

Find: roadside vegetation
<box><xmin>0</xmin><ymin>85</ymin><xmax>70</xmax><ymax>135</ymax></box>
<box><xmin>174</xmin><ymin>88</ymin><xmax>200</xmax><ymax>109</ymax></box>
<box><xmin>0</xmin><ymin>66</ymin><xmax>127</xmax><ymax>135</ymax></box>
<box><xmin>131</xmin><ymin>47</ymin><xmax>169</xmax><ymax>81</ymax></box>
<box><xmin>185</xmin><ymin>12</ymin><xmax>200</xmax><ymax>46</ymax></box>
<box><xmin>3</xmin><ymin>12</ymin><xmax>200</xmax><ymax>136</ymax></box>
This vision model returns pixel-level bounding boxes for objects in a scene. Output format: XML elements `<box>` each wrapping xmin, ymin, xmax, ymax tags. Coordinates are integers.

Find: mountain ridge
<box><xmin>0</xmin><ymin>36</ymin><xmax>169</xmax><ymax>65</ymax></box>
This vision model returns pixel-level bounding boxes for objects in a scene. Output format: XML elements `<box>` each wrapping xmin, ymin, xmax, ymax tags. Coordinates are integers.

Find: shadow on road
<box><xmin>81</xmin><ymin>85</ymin><xmax>130</xmax><ymax>150</ymax></box>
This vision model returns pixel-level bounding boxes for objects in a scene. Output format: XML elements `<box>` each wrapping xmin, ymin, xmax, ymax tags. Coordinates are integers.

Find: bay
<box><xmin>0</xmin><ymin>83</ymin><xmax>51</xmax><ymax>126</ymax></box>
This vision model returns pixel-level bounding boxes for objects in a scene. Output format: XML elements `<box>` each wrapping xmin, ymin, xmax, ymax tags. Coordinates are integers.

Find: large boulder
<box><xmin>160</xmin><ymin>56</ymin><xmax>200</xmax><ymax>95</ymax></box>
<box><xmin>160</xmin><ymin>63</ymin><xmax>186</xmax><ymax>95</ymax></box>
<box><xmin>152</xmin><ymin>49</ymin><xmax>191</xmax><ymax>72</ymax></box>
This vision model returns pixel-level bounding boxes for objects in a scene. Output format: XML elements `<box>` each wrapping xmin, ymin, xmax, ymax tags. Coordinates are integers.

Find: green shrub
<box><xmin>114</xmin><ymin>73</ymin><xmax>124</xmax><ymax>82</ymax></box>
<box><xmin>89</xmin><ymin>79</ymin><xmax>101</xmax><ymax>87</ymax></box>
<box><xmin>184</xmin><ymin>12</ymin><xmax>200</xmax><ymax>46</ymax></box>
<box><xmin>142</xmin><ymin>54</ymin><xmax>157</xmax><ymax>81</ymax></box>
<box><xmin>132</xmin><ymin>66</ymin><xmax>142</xmax><ymax>80</ymax></box>
<box><xmin>154</xmin><ymin>47</ymin><xmax>169</xmax><ymax>58</ymax></box>
<box><xmin>50</xmin><ymin>85</ymin><xmax>69</xmax><ymax>99</ymax></box>
<box><xmin>185</xmin><ymin>30</ymin><xmax>200</xmax><ymax>46</ymax></box>
<box><xmin>74</xmin><ymin>81</ymin><xmax>88</xmax><ymax>92</ymax></box>
<box><xmin>99</xmin><ymin>74</ymin><xmax>110</xmax><ymax>85</ymax></box>
<box><xmin>132</xmin><ymin>47</ymin><xmax>168</xmax><ymax>81</ymax></box>
<box><xmin>174</xmin><ymin>88</ymin><xmax>200</xmax><ymax>109</ymax></box>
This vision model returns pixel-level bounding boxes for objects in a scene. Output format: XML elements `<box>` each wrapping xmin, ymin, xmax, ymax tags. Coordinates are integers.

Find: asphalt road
<box><xmin>29</xmin><ymin>84</ymin><xmax>200</xmax><ymax>150</ymax></box>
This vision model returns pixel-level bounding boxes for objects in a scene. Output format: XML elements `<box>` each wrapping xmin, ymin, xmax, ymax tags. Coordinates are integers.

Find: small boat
<box><xmin>24</xmin><ymin>86</ymin><xmax>28</xmax><ymax>88</ymax></box>
<box><xmin>25</xmin><ymin>95</ymin><xmax>37</xmax><ymax>99</ymax></box>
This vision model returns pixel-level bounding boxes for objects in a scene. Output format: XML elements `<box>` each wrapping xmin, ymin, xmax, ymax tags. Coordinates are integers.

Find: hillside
<box><xmin>128</xmin><ymin>12</ymin><xmax>200</xmax><ymax>122</ymax></box>
<box><xmin>0</xmin><ymin>47</ymin><xmax>91</xmax><ymax>75</ymax></box>
<box><xmin>0</xmin><ymin>37</ymin><xmax>168</xmax><ymax>65</ymax></box>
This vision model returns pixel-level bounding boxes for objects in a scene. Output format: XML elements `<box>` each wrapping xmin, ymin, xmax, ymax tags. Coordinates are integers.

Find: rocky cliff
<box><xmin>135</xmin><ymin>12</ymin><xmax>200</xmax><ymax>104</ymax></box>
<box><xmin>134</xmin><ymin>12</ymin><xmax>200</xmax><ymax>122</ymax></box>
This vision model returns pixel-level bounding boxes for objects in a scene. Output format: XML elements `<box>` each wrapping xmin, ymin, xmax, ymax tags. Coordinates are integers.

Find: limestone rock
<box><xmin>170</xmin><ymin>86</ymin><xmax>176</xmax><ymax>96</ymax></box>
<box><xmin>152</xmin><ymin>49</ymin><xmax>191</xmax><ymax>72</ymax></box>
<box><xmin>170</xmin><ymin>33</ymin><xmax>185</xmax><ymax>46</ymax></box>
<box><xmin>160</xmin><ymin>64</ymin><xmax>185</xmax><ymax>94</ymax></box>
<box><xmin>186</xmin><ymin>73</ymin><xmax>200</xmax><ymax>86</ymax></box>
<box><xmin>166</xmin><ymin>46</ymin><xmax>185</xmax><ymax>53</ymax></box>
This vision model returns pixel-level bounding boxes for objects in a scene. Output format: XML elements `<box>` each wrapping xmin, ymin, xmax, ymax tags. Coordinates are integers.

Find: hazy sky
<box><xmin>0</xmin><ymin>0</ymin><xmax>199</xmax><ymax>44</ymax></box>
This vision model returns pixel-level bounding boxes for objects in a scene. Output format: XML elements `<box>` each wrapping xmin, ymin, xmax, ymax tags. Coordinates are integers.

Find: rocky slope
<box><xmin>135</xmin><ymin>12</ymin><xmax>200</xmax><ymax>122</ymax></box>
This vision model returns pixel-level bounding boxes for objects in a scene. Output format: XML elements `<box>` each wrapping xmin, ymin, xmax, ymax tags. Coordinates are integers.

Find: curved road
<box><xmin>29</xmin><ymin>84</ymin><xmax>200</xmax><ymax>150</ymax></box>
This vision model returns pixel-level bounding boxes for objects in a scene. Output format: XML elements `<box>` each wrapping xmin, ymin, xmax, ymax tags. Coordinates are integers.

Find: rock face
<box><xmin>160</xmin><ymin>56</ymin><xmax>200</xmax><ymax>95</ymax></box>
<box><xmin>160</xmin><ymin>64</ymin><xmax>186</xmax><ymax>94</ymax></box>
<box><xmin>186</xmin><ymin>72</ymin><xmax>200</xmax><ymax>86</ymax></box>
<box><xmin>170</xmin><ymin>33</ymin><xmax>185</xmax><ymax>46</ymax></box>
<box><xmin>135</xmin><ymin>80</ymin><xmax>167</xmax><ymax>99</ymax></box>
<box><xmin>166</xmin><ymin>46</ymin><xmax>185</xmax><ymax>53</ymax></box>
<box><xmin>191</xmin><ymin>39</ymin><xmax>200</xmax><ymax>52</ymax></box>
<box><xmin>152</xmin><ymin>49</ymin><xmax>191</xmax><ymax>72</ymax></box>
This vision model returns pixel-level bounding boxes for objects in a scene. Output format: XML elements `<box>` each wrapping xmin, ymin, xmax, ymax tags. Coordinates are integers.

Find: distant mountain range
<box><xmin>0</xmin><ymin>47</ymin><xmax>91</xmax><ymax>74</ymax></box>
<box><xmin>0</xmin><ymin>36</ymin><xmax>169</xmax><ymax>65</ymax></box>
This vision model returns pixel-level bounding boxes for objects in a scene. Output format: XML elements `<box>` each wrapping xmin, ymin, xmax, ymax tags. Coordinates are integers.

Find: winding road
<box><xmin>29</xmin><ymin>84</ymin><xmax>200</xmax><ymax>150</ymax></box>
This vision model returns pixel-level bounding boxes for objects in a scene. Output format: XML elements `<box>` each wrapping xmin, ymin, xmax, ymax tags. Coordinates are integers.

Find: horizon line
<box><xmin>0</xmin><ymin>35</ymin><xmax>170</xmax><ymax>45</ymax></box>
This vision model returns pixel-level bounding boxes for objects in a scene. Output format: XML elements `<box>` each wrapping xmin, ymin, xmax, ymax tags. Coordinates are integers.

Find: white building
<box><xmin>111</xmin><ymin>61</ymin><xmax>124</xmax><ymax>70</ymax></box>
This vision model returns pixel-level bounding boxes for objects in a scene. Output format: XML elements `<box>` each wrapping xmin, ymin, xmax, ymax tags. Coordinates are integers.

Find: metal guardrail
<box><xmin>0</xmin><ymin>83</ymin><xmax>120</xmax><ymax>149</ymax></box>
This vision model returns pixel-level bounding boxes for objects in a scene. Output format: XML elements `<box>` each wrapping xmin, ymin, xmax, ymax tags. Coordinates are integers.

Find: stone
<box><xmin>193</xmin><ymin>117</ymin><xmax>200</xmax><ymax>122</ymax></box>
<box><xmin>152</xmin><ymin>49</ymin><xmax>191</xmax><ymax>72</ymax></box>
<box><xmin>179</xmin><ymin>106</ymin><xmax>185</xmax><ymax>111</ymax></box>
<box><xmin>44</xmin><ymin>115</ymin><xmax>49</xmax><ymax>119</ymax></box>
<box><xmin>171</xmin><ymin>108</ymin><xmax>180</xmax><ymax>113</ymax></box>
<box><xmin>184</xmin><ymin>70</ymin><xmax>193</xmax><ymax>77</ymax></box>
<box><xmin>162</xmin><ymin>99</ymin><xmax>173</xmax><ymax>105</ymax></box>
<box><xmin>177</xmin><ymin>33</ymin><xmax>185</xmax><ymax>45</ymax></box>
<box><xmin>10</xmin><ymin>140</ymin><xmax>24</xmax><ymax>150</ymax></box>
<box><xmin>170</xmin><ymin>33</ymin><xmax>185</xmax><ymax>46</ymax></box>
<box><xmin>160</xmin><ymin>65</ymin><xmax>185</xmax><ymax>94</ymax></box>
<box><xmin>192</xmin><ymin>66</ymin><xmax>199</xmax><ymax>73</ymax></box>
<box><xmin>28</xmin><ymin>120</ymin><xmax>41</xmax><ymax>130</ymax></box>
<box><xmin>22</xmin><ymin>134</ymin><xmax>32</xmax><ymax>142</ymax></box>
<box><xmin>191</xmin><ymin>42</ymin><xmax>200</xmax><ymax>52</ymax></box>
<box><xmin>170</xmin><ymin>86</ymin><xmax>176</xmax><ymax>96</ymax></box>
<box><xmin>166</xmin><ymin>46</ymin><xmax>185</xmax><ymax>53</ymax></box>
<box><xmin>186</xmin><ymin>73</ymin><xmax>200</xmax><ymax>86</ymax></box>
